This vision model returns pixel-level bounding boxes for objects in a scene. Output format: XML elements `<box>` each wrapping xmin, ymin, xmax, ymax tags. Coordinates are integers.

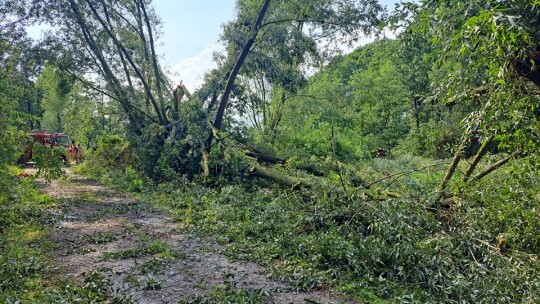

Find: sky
<box><xmin>154</xmin><ymin>0</ymin><xmax>400</xmax><ymax>91</ymax></box>
<box><xmin>28</xmin><ymin>1</ymin><xmax>400</xmax><ymax>91</ymax></box>
<box><xmin>153</xmin><ymin>0</ymin><xmax>236</xmax><ymax>90</ymax></box>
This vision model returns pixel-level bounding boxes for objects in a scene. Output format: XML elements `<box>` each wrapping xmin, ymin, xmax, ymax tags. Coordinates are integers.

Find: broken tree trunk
<box><xmin>249</xmin><ymin>165</ymin><xmax>312</xmax><ymax>189</ymax></box>
<box><xmin>434</xmin><ymin>136</ymin><xmax>468</xmax><ymax>205</ymax></box>
<box><xmin>463</xmin><ymin>134</ymin><xmax>495</xmax><ymax>183</ymax></box>
<box><xmin>173</xmin><ymin>82</ymin><xmax>191</xmax><ymax>121</ymax></box>
<box><xmin>470</xmin><ymin>151</ymin><xmax>520</xmax><ymax>182</ymax></box>
<box><xmin>237</xmin><ymin>143</ymin><xmax>284</xmax><ymax>164</ymax></box>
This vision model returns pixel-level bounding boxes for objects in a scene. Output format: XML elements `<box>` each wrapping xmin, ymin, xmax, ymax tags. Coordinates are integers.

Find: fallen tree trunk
<box><xmin>245</xmin><ymin>150</ymin><xmax>284</xmax><ymax>164</ymax></box>
<box><xmin>249</xmin><ymin>165</ymin><xmax>312</xmax><ymax>189</ymax></box>
<box><xmin>237</xmin><ymin>143</ymin><xmax>284</xmax><ymax>164</ymax></box>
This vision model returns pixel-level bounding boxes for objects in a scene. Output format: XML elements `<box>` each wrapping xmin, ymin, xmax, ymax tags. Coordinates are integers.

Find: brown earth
<box><xmin>28</xmin><ymin>168</ymin><xmax>352</xmax><ymax>304</ymax></box>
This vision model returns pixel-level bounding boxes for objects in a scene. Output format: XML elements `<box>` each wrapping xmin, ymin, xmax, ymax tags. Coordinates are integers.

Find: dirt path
<box><xmin>30</xmin><ymin>168</ymin><xmax>349</xmax><ymax>304</ymax></box>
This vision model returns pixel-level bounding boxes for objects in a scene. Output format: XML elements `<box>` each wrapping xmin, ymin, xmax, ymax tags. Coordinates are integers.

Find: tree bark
<box><xmin>249</xmin><ymin>165</ymin><xmax>311</xmax><ymax>189</ymax></box>
<box><xmin>434</xmin><ymin>136</ymin><xmax>467</xmax><ymax>204</ymax></box>
<box><xmin>84</xmin><ymin>0</ymin><xmax>166</xmax><ymax>125</ymax></box>
<box><xmin>68</xmin><ymin>0</ymin><xmax>143</xmax><ymax>130</ymax></box>
<box><xmin>139</xmin><ymin>0</ymin><xmax>167</xmax><ymax>121</ymax></box>
<box><xmin>471</xmin><ymin>151</ymin><xmax>519</xmax><ymax>182</ymax></box>
<box><xmin>102</xmin><ymin>3</ymin><xmax>134</xmax><ymax>88</ymax></box>
<box><xmin>207</xmin><ymin>0</ymin><xmax>272</xmax><ymax>150</ymax></box>
<box><xmin>463</xmin><ymin>134</ymin><xmax>494</xmax><ymax>183</ymax></box>
<box><xmin>237</xmin><ymin>143</ymin><xmax>284</xmax><ymax>164</ymax></box>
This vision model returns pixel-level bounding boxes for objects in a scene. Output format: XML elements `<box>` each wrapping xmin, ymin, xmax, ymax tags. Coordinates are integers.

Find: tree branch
<box><xmin>463</xmin><ymin>134</ymin><xmax>495</xmax><ymax>183</ymax></box>
<box><xmin>434</xmin><ymin>135</ymin><xmax>468</xmax><ymax>204</ymax></box>
<box><xmin>139</xmin><ymin>0</ymin><xmax>167</xmax><ymax>121</ymax></box>
<box><xmin>471</xmin><ymin>151</ymin><xmax>520</xmax><ymax>182</ymax></box>
<box><xmin>63</xmin><ymin>68</ymin><xmax>158</xmax><ymax>123</ymax></box>
<box><xmin>365</xmin><ymin>161</ymin><xmax>448</xmax><ymax>189</ymax></box>
<box><xmin>102</xmin><ymin>2</ymin><xmax>134</xmax><ymax>88</ymax></box>
<box><xmin>207</xmin><ymin>0</ymin><xmax>272</xmax><ymax>150</ymax></box>
<box><xmin>86</xmin><ymin>0</ymin><xmax>165</xmax><ymax>125</ymax></box>
<box><xmin>67</xmin><ymin>0</ymin><xmax>143</xmax><ymax>128</ymax></box>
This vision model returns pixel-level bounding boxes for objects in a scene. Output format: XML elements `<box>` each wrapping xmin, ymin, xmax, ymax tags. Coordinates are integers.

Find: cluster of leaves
<box><xmin>82</xmin><ymin>153</ymin><xmax>538</xmax><ymax>303</ymax></box>
<box><xmin>392</xmin><ymin>0</ymin><xmax>540</xmax><ymax>155</ymax></box>
<box><xmin>271</xmin><ymin>39</ymin><xmax>411</xmax><ymax>161</ymax></box>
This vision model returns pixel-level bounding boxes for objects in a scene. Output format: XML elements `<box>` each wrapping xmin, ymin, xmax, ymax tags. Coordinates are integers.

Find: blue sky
<box><xmin>155</xmin><ymin>0</ymin><xmax>400</xmax><ymax>89</ymax></box>
<box><xmin>153</xmin><ymin>0</ymin><xmax>236</xmax><ymax>65</ymax></box>
<box><xmin>154</xmin><ymin>0</ymin><xmax>236</xmax><ymax>89</ymax></box>
<box><xmin>29</xmin><ymin>1</ymin><xmax>399</xmax><ymax>90</ymax></box>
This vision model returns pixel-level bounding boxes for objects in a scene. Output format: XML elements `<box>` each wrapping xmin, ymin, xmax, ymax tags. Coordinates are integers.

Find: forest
<box><xmin>1</xmin><ymin>0</ymin><xmax>540</xmax><ymax>303</ymax></box>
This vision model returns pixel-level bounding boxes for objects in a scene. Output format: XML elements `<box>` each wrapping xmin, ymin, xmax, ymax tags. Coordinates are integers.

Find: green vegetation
<box><xmin>1</xmin><ymin>0</ymin><xmax>539</xmax><ymax>303</ymax></box>
<box><xmin>0</xmin><ymin>175</ymin><xmax>108</xmax><ymax>303</ymax></box>
<box><xmin>79</xmin><ymin>151</ymin><xmax>540</xmax><ymax>303</ymax></box>
<box><xmin>101</xmin><ymin>240</ymin><xmax>176</xmax><ymax>261</ymax></box>
<box><xmin>179</xmin><ymin>287</ymin><xmax>265</xmax><ymax>304</ymax></box>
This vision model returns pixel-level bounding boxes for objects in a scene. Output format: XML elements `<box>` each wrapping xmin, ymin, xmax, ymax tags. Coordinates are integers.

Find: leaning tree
<box><xmin>38</xmin><ymin>0</ymin><xmax>385</xmax><ymax>179</ymax></box>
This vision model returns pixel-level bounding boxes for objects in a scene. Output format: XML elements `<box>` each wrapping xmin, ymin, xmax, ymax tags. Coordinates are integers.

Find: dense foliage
<box><xmin>1</xmin><ymin>0</ymin><xmax>539</xmax><ymax>302</ymax></box>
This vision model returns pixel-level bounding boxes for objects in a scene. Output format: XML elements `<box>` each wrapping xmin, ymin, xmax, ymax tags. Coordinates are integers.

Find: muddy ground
<box><xmin>29</xmin><ymin>168</ymin><xmax>351</xmax><ymax>304</ymax></box>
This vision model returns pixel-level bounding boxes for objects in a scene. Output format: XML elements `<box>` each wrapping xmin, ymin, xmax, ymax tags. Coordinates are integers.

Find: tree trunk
<box><xmin>140</xmin><ymin>0</ymin><xmax>167</xmax><ymax>122</ymax></box>
<box><xmin>463</xmin><ymin>134</ymin><xmax>494</xmax><ymax>183</ymax></box>
<box><xmin>434</xmin><ymin>136</ymin><xmax>467</xmax><ymax>204</ymax></box>
<box><xmin>84</xmin><ymin>0</ymin><xmax>166</xmax><ymax>125</ymax></box>
<box><xmin>102</xmin><ymin>2</ymin><xmax>133</xmax><ymax>89</ymax></box>
<box><xmin>68</xmin><ymin>0</ymin><xmax>143</xmax><ymax>130</ymax></box>
<box><xmin>207</xmin><ymin>0</ymin><xmax>272</xmax><ymax>150</ymax></box>
<box><xmin>249</xmin><ymin>165</ymin><xmax>311</xmax><ymax>189</ymax></box>
<box><xmin>471</xmin><ymin>151</ymin><xmax>519</xmax><ymax>182</ymax></box>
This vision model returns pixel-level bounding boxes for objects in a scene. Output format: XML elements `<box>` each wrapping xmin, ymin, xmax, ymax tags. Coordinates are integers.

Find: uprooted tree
<box><xmin>32</xmin><ymin>0</ymin><xmax>384</xmax><ymax>180</ymax></box>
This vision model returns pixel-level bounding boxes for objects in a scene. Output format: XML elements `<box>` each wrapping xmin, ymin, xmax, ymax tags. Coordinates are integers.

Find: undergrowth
<box><xmin>0</xmin><ymin>168</ymin><xmax>108</xmax><ymax>303</ymax></box>
<box><xmin>77</xmin><ymin>149</ymin><xmax>540</xmax><ymax>303</ymax></box>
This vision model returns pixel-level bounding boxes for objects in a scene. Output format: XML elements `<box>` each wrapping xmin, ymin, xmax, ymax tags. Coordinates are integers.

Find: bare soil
<box><xmin>29</xmin><ymin>168</ymin><xmax>351</xmax><ymax>304</ymax></box>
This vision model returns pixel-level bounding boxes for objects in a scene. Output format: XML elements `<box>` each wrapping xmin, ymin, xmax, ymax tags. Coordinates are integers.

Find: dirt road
<box><xmin>31</xmin><ymin>168</ymin><xmax>348</xmax><ymax>304</ymax></box>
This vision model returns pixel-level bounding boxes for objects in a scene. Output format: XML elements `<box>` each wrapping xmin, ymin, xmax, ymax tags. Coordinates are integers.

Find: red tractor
<box><xmin>19</xmin><ymin>129</ymin><xmax>72</xmax><ymax>164</ymax></box>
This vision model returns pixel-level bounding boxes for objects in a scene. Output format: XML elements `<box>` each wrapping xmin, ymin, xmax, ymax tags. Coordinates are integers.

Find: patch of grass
<box><xmin>80</xmin><ymin>232</ymin><xmax>117</xmax><ymax>244</ymax></box>
<box><xmin>102</xmin><ymin>248</ymin><xmax>142</xmax><ymax>261</ymax></box>
<box><xmin>111</xmin><ymin>294</ymin><xmax>134</xmax><ymax>304</ymax></box>
<box><xmin>0</xmin><ymin>180</ymin><xmax>108</xmax><ymax>303</ymax></box>
<box><xmin>139</xmin><ymin>274</ymin><xmax>162</xmax><ymax>290</ymax></box>
<box><xmin>179</xmin><ymin>286</ymin><xmax>265</xmax><ymax>304</ymax></box>
<box><xmin>81</xmin><ymin>270</ymin><xmax>110</xmax><ymax>301</ymax></box>
<box><xmin>101</xmin><ymin>240</ymin><xmax>176</xmax><ymax>261</ymax></box>
<box><xmin>138</xmin><ymin>257</ymin><xmax>173</xmax><ymax>274</ymax></box>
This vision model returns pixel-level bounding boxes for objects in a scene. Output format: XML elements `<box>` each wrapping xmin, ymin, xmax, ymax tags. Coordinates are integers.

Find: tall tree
<box><xmin>392</xmin><ymin>0</ymin><xmax>540</xmax><ymax>200</ymax></box>
<box><xmin>22</xmin><ymin>0</ymin><xmax>384</xmax><ymax>178</ymax></box>
<box><xmin>203</xmin><ymin>0</ymin><xmax>384</xmax><ymax>149</ymax></box>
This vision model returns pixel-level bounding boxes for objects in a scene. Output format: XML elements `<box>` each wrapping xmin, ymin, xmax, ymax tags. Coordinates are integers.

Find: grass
<box><xmin>101</xmin><ymin>240</ymin><xmax>177</xmax><ymax>261</ymax></box>
<box><xmin>138</xmin><ymin>257</ymin><xmax>174</xmax><ymax>274</ymax></box>
<box><xmin>76</xmin><ymin>154</ymin><xmax>540</xmax><ymax>303</ymax></box>
<box><xmin>0</xmin><ymin>174</ymin><xmax>108</xmax><ymax>303</ymax></box>
<box><xmin>178</xmin><ymin>286</ymin><xmax>266</xmax><ymax>304</ymax></box>
<box><xmin>80</xmin><ymin>232</ymin><xmax>117</xmax><ymax>244</ymax></box>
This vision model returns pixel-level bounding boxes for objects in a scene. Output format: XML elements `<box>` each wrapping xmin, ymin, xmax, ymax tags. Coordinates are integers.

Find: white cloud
<box><xmin>166</xmin><ymin>30</ymin><xmax>398</xmax><ymax>92</ymax></box>
<box><xmin>167</xmin><ymin>43</ymin><xmax>223</xmax><ymax>92</ymax></box>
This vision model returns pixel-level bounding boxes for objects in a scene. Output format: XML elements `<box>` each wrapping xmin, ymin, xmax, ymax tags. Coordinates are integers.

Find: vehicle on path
<box><xmin>18</xmin><ymin>129</ymin><xmax>72</xmax><ymax>164</ymax></box>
